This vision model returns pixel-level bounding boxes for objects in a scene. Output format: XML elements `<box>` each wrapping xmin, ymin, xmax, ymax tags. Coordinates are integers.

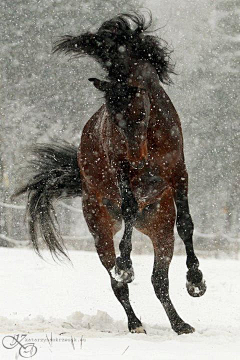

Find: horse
<box><xmin>15</xmin><ymin>13</ymin><xmax>206</xmax><ymax>335</ymax></box>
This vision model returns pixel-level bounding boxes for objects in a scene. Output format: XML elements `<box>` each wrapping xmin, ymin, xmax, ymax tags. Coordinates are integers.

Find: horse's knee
<box><xmin>121</xmin><ymin>195</ymin><xmax>138</xmax><ymax>222</ymax></box>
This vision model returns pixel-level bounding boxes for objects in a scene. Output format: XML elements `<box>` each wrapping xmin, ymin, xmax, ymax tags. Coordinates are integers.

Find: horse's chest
<box><xmin>130</xmin><ymin>170</ymin><xmax>168</xmax><ymax>206</ymax></box>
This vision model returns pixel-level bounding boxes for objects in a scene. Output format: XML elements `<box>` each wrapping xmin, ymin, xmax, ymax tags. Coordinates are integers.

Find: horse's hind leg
<box><xmin>82</xmin><ymin>190</ymin><xmax>145</xmax><ymax>333</ymax></box>
<box><xmin>173</xmin><ymin>169</ymin><xmax>206</xmax><ymax>297</ymax></box>
<box><xmin>136</xmin><ymin>189</ymin><xmax>194</xmax><ymax>335</ymax></box>
<box><xmin>152</xmin><ymin>261</ymin><xmax>194</xmax><ymax>335</ymax></box>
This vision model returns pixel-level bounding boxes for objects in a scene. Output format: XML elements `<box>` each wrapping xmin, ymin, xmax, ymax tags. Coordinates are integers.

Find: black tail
<box><xmin>53</xmin><ymin>12</ymin><xmax>174</xmax><ymax>84</ymax></box>
<box><xmin>14</xmin><ymin>141</ymin><xmax>82</xmax><ymax>260</ymax></box>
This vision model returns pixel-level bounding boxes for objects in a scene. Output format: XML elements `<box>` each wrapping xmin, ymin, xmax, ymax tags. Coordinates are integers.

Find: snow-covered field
<box><xmin>0</xmin><ymin>248</ymin><xmax>240</xmax><ymax>359</ymax></box>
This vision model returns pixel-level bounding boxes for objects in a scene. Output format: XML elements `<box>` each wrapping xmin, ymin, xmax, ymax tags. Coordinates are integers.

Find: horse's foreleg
<box><xmin>174</xmin><ymin>170</ymin><xmax>206</xmax><ymax>297</ymax></box>
<box><xmin>113</xmin><ymin>221</ymin><xmax>135</xmax><ymax>283</ymax></box>
<box><xmin>111</xmin><ymin>279</ymin><xmax>145</xmax><ymax>333</ymax></box>
<box><xmin>96</xmin><ymin>234</ymin><xmax>144</xmax><ymax>333</ymax></box>
<box><xmin>82</xmin><ymin>190</ymin><xmax>145</xmax><ymax>333</ymax></box>
<box><xmin>114</xmin><ymin>162</ymin><xmax>138</xmax><ymax>283</ymax></box>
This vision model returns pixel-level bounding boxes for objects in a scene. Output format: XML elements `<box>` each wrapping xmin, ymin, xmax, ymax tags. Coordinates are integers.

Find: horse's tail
<box><xmin>13</xmin><ymin>141</ymin><xmax>82</xmax><ymax>260</ymax></box>
<box><xmin>53</xmin><ymin>13</ymin><xmax>174</xmax><ymax>84</ymax></box>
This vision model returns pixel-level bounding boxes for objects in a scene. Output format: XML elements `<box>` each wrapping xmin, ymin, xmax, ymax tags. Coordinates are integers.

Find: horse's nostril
<box><xmin>131</xmin><ymin>159</ymin><xmax>145</xmax><ymax>170</ymax></box>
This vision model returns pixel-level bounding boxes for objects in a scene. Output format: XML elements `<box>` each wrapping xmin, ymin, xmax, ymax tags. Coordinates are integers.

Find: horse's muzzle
<box><xmin>130</xmin><ymin>159</ymin><xmax>146</xmax><ymax>170</ymax></box>
<box><xmin>127</xmin><ymin>140</ymin><xmax>147</xmax><ymax>170</ymax></box>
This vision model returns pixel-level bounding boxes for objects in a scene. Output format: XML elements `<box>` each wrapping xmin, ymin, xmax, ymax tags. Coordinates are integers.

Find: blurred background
<box><xmin>0</xmin><ymin>0</ymin><xmax>239</xmax><ymax>257</ymax></box>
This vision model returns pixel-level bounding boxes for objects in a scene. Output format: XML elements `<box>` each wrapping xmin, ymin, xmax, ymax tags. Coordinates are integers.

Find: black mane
<box><xmin>53</xmin><ymin>13</ymin><xmax>175</xmax><ymax>84</ymax></box>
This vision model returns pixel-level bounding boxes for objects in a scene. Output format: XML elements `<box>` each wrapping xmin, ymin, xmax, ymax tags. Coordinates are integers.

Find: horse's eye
<box><xmin>118</xmin><ymin>119</ymin><xmax>127</xmax><ymax>129</ymax></box>
<box><xmin>141</xmin><ymin>89</ymin><xmax>146</xmax><ymax>95</ymax></box>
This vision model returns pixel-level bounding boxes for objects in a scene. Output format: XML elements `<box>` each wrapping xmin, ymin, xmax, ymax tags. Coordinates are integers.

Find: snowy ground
<box><xmin>0</xmin><ymin>248</ymin><xmax>240</xmax><ymax>359</ymax></box>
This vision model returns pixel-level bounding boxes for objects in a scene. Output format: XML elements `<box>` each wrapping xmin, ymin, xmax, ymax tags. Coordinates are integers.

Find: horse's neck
<box><xmin>128</xmin><ymin>60</ymin><xmax>160</xmax><ymax>91</ymax></box>
<box><xmin>129</xmin><ymin>60</ymin><xmax>180</xmax><ymax>126</ymax></box>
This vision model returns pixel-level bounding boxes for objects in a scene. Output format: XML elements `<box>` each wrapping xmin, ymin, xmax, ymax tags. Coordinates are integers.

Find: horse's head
<box><xmin>53</xmin><ymin>13</ymin><xmax>174</xmax><ymax>85</ymax></box>
<box><xmin>89</xmin><ymin>78</ymin><xmax>150</xmax><ymax>169</ymax></box>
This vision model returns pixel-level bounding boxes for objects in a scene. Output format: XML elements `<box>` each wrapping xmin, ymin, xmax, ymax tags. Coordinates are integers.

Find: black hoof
<box><xmin>129</xmin><ymin>319</ymin><xmax>146</xmax><ymax>334</ymax></box>
<box><xmin>130</xmin><ymin>326</ymin><xmax>146</xmax><ymax>334</ymax></box>
<box><xmin>110</xmin><ymin>258</ymin><xmax>134</xmax><ymax>284</ymax></box>
<box><xmin>186</xmin><ymin>279</ymin><xmax>207</xmax><ymax>297</ymax></box>
<box><xmin>172</xmin><ymin>322</ymin><xmax>195</xmax><ymax>335</ymax></box>
<box><xmin>186</xmin><ymin>267</ymin><xmax>206</xmax><ymax>297</ymax></box>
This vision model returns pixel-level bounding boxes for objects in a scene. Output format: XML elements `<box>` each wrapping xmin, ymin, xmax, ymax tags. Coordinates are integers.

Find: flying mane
<box><xmin>53</xmin><ymin>13</ymin><xmax>175</xmax><ymax>84</ymax></box>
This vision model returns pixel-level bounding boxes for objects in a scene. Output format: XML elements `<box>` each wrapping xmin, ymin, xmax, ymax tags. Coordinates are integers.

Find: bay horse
<box><xmin>15</xmin><ymin>13</ymin><xmax>206</xmax><ymax>335</ymax></box>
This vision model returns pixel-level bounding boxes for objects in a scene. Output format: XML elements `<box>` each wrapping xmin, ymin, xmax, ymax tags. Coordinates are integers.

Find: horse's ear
<box><xmin>88</xmin><ymin>78</ymin><xmax>110</xmax><ymax>92</ymax></box>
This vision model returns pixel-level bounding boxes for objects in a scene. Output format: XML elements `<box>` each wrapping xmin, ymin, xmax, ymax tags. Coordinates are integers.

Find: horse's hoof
<box><xmin>130</xmin><ymin>326</ymin><xmax>146</xmax><ymax>334</ymax></box>
<box><xmin>173</xmin><ymin>322</ymin><xmax>195</xmax><ymax>335</ymax></box>
<box><xmin>110</xmin><ymin>265</ymin><xmax>134</xmax><ymax>284</ymax></box>
<box><xmin>186</xmin><ymin>279</ymin><xmax>207</xmax><ymax>297</ymax></box>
